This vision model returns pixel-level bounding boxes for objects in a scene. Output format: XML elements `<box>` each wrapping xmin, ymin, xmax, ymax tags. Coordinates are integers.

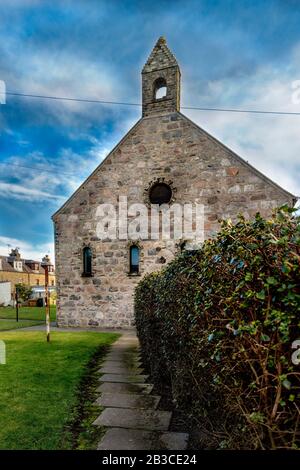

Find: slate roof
<box><xmin>0</xmin><ymin>255</ymin><xmax>55</xmax><ymax>274</ymax></box>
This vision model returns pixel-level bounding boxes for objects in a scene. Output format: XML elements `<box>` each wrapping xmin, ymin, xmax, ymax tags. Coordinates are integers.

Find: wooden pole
<box><xmin>45</xmin><ymin>265</ymin><xmax>50</xmax><ymax>342</ymax></box>
<box><xmin>15</xmin><ymin>285</ymin><xmax>19</xmax><ymax>322</ymax></box>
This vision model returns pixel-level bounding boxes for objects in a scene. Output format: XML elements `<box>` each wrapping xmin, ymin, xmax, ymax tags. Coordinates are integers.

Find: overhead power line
<box><xmin>5</xmin><ymin>92</ymin><xmax>141</xmax><ymax>107</ymax></box>
<box><xmin>182</xmin><ymin>105</ymin><xmax>300</xmax><ymax>116</ymax></box>
<box><xmin>3</xmin><ymin>90</ymin><xmax>300</xmax><ymax>116</ymax></box>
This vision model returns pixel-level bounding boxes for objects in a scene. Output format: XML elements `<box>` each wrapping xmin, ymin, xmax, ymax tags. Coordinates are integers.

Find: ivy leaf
<box><xmin>256</xmin><ymin>290</ymin><xmax>266</xmax><ymax>300</ymax></box>
<box><xmin>282</xmin><ymin>379</ymin><xmax>291</xmax><ymax>390</ymax></box>
<box><xmin>266</xmin><ymin>276</ymin><xmax>278</xmax><ymax>285</ymax></box>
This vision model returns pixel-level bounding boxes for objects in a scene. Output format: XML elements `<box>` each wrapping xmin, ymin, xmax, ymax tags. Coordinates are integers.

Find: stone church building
<box><xmin>53</xmin><ymin>37</ymin><xmax>296</xmax><ymax>328</ymax></box>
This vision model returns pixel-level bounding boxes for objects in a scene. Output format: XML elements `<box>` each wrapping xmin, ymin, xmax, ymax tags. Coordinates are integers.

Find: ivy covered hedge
<box><xmin>135</xmin><ymin>207</ymin><xmax>300</xmax><ymax>449</ymax></box>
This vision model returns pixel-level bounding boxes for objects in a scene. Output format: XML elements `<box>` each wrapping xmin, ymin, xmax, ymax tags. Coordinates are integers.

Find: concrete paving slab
<box><xmin>110</xmin><ymin>342</ymin><xmax>138</xmax><ymax>348</ymax></box>
<box><xmin>93</xmin><ymin>408</ymin><xmax>172</xmax><ymax>431</ymax></box>
<box><xmin>97</xmin><ymin>428</ymin><xmax>189</xmax><ymax>450</ymax></box>
<box><xmin>99</xmin><ymin>360</ymin><xmax>125</xmax><ymax>368</ymax></box>
<box><xmin>113</xmin><ymin>336</ymin><xmax>140</xmax><ymax>347</ymax></box>
<box><xmin>95</xmin><ymin>393</ymin><xmax>160</xmax><ymax>409</ymax></box>
<box><xmin>99</xmin><ymin>365</ymin><xmax>143</xmax><ymax>374</ymax></box>
<box><xmin>97</xmin><ymin>382</ymin><xmax>153</xmax><ymax>395</ymax></box>
<box><xmin>99</xmin><ymin>373</ymin><xmax>148</xmax><ymax>383</ymax></box>
<box><xmin>100</xmin><ymin>360</ymin><xmax>142</xmax><ymax>369</ymax></box>
<box><xmin>105</xmin><ymin>352</ymin><xmax>141</xmax><ymax>361</ymax></box>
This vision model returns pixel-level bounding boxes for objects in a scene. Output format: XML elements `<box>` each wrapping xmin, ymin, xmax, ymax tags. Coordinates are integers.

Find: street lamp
<box><xmin>41</xmin><ymin>255</ymin><xmax>51</xmax><ymax>342</ymax></box>
<box><xmin>15</xmin><ymin>278</ymin><xmax>22</xmax><ymax>323</ymax></box>
<box><xmin>15</xmin><ymin>284</ymin><xmax>19</xmax><ymax>322</ymax></box>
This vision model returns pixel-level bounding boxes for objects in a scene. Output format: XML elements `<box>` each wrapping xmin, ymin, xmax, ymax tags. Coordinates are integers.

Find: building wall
<box><xmin>0</xmin><ymin>271</ymin><xmax>29</xmax><ymax>291</ymax></box>
<box><xmin>0</xmin><ymin>271</ymin><xmax>55</xmax><ymax>292</ymax></box>
<box><xmin>0</xmin><ymin>282</ymin><xmax>11</xmax><ymax>306</ymax></box>
<box><xmin>53</xmin><ymin>111</ymin><xmax>294</xmax><ymax>328</ymax></box>
<box><xmin>28</xmin><ymin>273</ymin><xmax>56</xmax><ymax>287</ymax></box>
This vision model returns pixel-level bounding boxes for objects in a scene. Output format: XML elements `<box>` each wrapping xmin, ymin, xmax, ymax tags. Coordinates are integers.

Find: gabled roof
<box><xmin>52</xmin><ymin>110</ymin><xmax>297</xmax><ymax>221</ymax></box>
<box><xmin>0</xmin><ymin>255</ymin><xmax>55</xmax><ymax>274</ymax></box>
<box><xmin>142</xmin><ymin>36</ymin><xmax>179</xmax><ymax>73</ymax></box>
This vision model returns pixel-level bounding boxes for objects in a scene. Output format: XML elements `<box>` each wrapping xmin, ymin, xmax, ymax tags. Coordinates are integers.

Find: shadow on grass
<box><xmin>61</xmin><ymin>338</ymin><xmax>120</xmax><ymax>450</ymax></box>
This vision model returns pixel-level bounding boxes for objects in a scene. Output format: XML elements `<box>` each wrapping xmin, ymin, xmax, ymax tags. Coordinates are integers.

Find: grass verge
<box><xmin>0</xmin><ymin>319</ymin><xmax>43</xmax><ymax>331</ymax></box>
<box><xmin>0</xmin><ymin>306</ymin><xmax>56</xmax><ymax>322</ymax></box>
<box><xmin>61</xmin><ymin>345</ymin><xmax>108</xmax><ymax>449</ymax></box>
<box><xmin>0</xmin><ymin>330</ymin><xmax>118</xmax><ymax>449</ymax></box>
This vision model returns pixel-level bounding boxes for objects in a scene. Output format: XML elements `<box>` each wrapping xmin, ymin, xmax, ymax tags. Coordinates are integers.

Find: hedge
<box><xmin>135</xmin><ymin>207</ymin><xmax>300</xmax><ymax>449</ymax></box>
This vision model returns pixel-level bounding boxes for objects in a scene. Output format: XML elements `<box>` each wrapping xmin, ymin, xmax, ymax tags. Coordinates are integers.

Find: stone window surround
<box><xmin>144</xmin><ymin>177</ymin><xmax>177</xmax><ymax>207</ymax></box>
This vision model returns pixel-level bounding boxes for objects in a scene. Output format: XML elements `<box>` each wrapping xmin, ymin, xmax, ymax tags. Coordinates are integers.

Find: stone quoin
<box><xmin>52</xmin><ymin>37</ymin><xmax>296</xmax><ymax>328</ymax></box>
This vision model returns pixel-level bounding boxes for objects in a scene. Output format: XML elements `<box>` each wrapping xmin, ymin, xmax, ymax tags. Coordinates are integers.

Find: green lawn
<box><xmin>0</xmin><ymin>330</ymin><xmax>118</xmax><ymax>450</ymax></box>
<box><xmin>0</xmin><ymin>305</ymin><xmax>56</xmax><ymax>322</ymax></box>
<box><xmin>0</xmin><ymin>319</ymin><xmax>43</xmax><ymax>331</ymax></box>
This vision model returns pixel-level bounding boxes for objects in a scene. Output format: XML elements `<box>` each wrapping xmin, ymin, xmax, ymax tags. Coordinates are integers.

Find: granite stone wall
<box><xmin>53</xmin><ymin>111</ymin><xmax>294</xmax><ymax>328</ymax></box>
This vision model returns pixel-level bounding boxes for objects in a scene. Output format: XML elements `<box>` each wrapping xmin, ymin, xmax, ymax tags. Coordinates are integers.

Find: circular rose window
<box><xmin>149</xmin><ymin>182</ymin><xmax>172</xmax><ymax>205</ymax></box>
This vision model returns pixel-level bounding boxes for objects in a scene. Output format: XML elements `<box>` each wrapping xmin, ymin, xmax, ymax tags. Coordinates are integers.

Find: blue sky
<box><xmin>0</xmin><ymin>0</ymin><xmax>300</xmax><ymax>261</ymax></box>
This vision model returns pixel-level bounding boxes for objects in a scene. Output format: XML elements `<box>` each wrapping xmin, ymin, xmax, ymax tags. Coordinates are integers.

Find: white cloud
<box><xmin>0</xmin><ymin>235</ymin><xmax>54</xmax><ymax>262</ymax></box>
<box><xmin>0</xmin><ymin>182</ymin><xmax>65</xmax><ymax>202</ymax></box>
<box><xmin>3</xmin><ymin>46</ymin><xmax>130</xmax><ymax>127</ymax></box>
<box><xmin>182</xmin><ymin>50</ymin><xmax>300</xmax><ymax>200</ymax></box>
<box><xmin>0</xmin><ymin>114</ymin><xmax>138</xmax><ymax>206</ymax></box>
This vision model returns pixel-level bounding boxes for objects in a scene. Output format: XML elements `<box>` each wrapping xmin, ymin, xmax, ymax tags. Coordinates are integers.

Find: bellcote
<box><xmin>142</xmin><ymin>37</ymin><xmax>181</xmax><ymax>117</ymax></box>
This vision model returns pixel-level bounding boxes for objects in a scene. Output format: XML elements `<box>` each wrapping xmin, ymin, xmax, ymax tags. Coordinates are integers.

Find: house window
<box><xmin>82</xmin><ymin>247</ymin><xmax>92</xmax><ymax>276</ymax></box>
<box><xmin>51</xmin><ymin>280</ymin><xmax>54</xmax><ymax>286</ymax></box>
<box><xmin>14</xmin><ymin>261</ymin><xmax>23</xmax><ymax>272</ymax></box>
<box><xmin>154</xmin><ymin>77</ymin><xmax>167</xmax><ymax>100</ymax></box>
<box><xmin>36</xmin><ymin>279</ymin><xmax>39</xmax><ymax>286</ymax></box>
<box><xmin>129</xmin><ymin>245</ymin><xmax>139</xmax><ymax>274</ymax></box>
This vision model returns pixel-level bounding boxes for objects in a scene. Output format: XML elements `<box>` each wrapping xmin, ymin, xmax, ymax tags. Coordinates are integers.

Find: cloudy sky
<box><xmin>0</xmin><ymin>0</ymin><xmax>299</xmax><ymax>261</ymax></box>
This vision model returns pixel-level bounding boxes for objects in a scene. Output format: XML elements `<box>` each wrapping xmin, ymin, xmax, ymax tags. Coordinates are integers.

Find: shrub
<box><xmin>15</xmin><ymin>283</ymin><xmax>33</xmax><ymax>302</ymax></box>
<box><xmin>135</xmin><ymin>207</ymin><xmax>300</xmax><ymax>449</ymax></box>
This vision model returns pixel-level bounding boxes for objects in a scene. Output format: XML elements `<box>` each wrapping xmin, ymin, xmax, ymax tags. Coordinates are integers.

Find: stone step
<box><xmin>107</xmin><ymin>344</ymin><xmax>140</xmax><ymax>350</ymax></box>
<box><xmin>99</xmin><ymin>373</ymin><xmax>148</xmax><ymax>383</ymax></box>
<box><xmin>113</xmin><ymin>335</ymin><xmax>139</xmax><ymax>344</ymax></box>
<box><xmin>114</xmin><ymin>341</ymin><xmax>139</xmax><ymax>346</ymax></box>
<box><xmin>95</xmin><ymin>392</ymin><xmax>160</xmax><ymax>410</ymax></box>
<box><xmin>97</xmin><ymin>428</ymin><xmax>189</xmax><ymax>451</ymax></box>
<box><xmin>93</xmin><ymin>408</ymin><xmax>172</xmax><ymax>431</ymax></box>
<box><xmin>100</xmin><ymin>360</ymin><xmax>142</xmax><ymax>369</ymax></box>
<box><xmin>105</xmin><ymin>352</ymin><xmax>141</xmax><ymax>362</ymax></box>
<box><xmin>97</xmin><ymin>382</ymin><xmax>154</xmax><ymax>395</ymax></box>
<box><xmin>112</xmin><ymin>342</ymin><xmax>139</xmax><ymax>348</ymax></box>
<box><xmin>99</xmin><ymin>365</ymin><xmax>144</xmax><ymax>374</ymax></box>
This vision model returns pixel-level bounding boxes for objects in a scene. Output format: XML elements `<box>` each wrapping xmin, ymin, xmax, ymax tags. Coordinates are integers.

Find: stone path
<box><xmin>93</xmin><ymin>332</ymin><xmax>189</xmax><ymax>450</ymax></box>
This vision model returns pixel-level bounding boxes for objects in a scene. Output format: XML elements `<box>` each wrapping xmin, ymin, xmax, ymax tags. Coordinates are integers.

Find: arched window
<box><xmin>82</xmin><ymin>246</ymin><xmax>92</xmax><ymax>276</ymax></box>
<box><xmin>154</xmin><ymin>77</ymin><xmax>167</xmax><ymax>100</ymax></box>
<box><xmin>129</xmin><ymin>245</ymin><xmax>139</xmax><ymax>274</ymax></box>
